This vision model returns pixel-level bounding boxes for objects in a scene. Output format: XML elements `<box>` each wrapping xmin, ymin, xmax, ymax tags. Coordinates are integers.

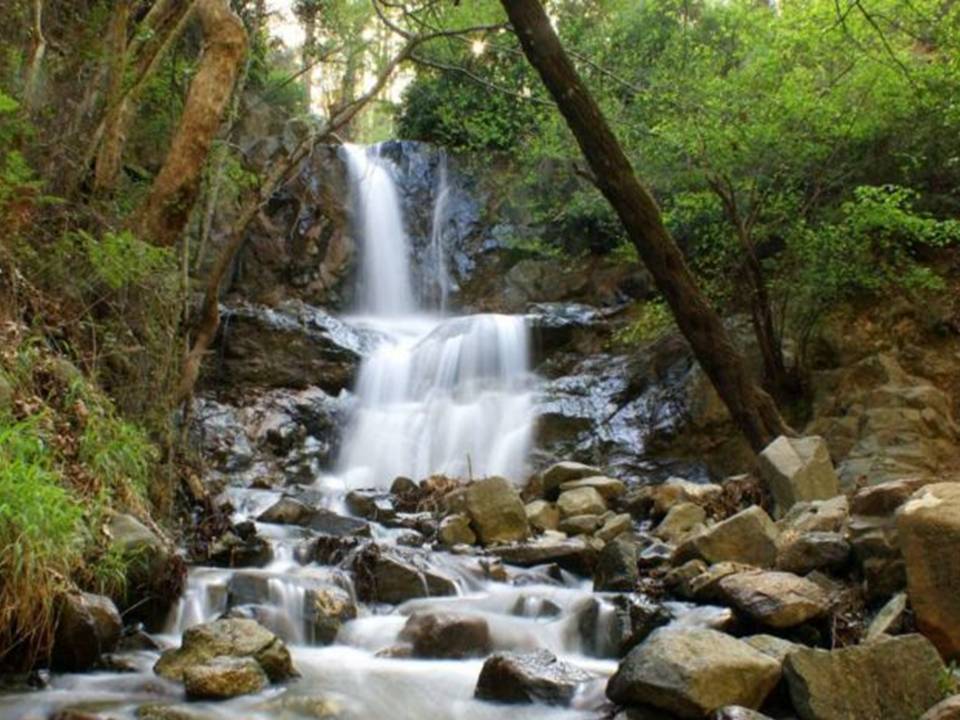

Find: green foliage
<box><xmin>0</xmin><ymin>414</ymin><xmax>84</xmax><ymax>665</ymax></box>
<box><xmin>614</xmin><ymin>299</ymin><xmax>675</xmax><ymax>346</ymax></box>
<box><xmin>792</xmin><ymin>184</ymin><xmax>960</xmax><ymax>300</ymax></box>
<box><xmin>79</xmin><ymin>229</ymin><xmax>174</xmax><ymax>291</ymax></box>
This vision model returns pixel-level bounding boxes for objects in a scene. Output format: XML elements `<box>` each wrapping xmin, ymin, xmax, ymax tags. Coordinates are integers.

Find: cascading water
<box><xmin>341</xmin><ymin>143</ymin><xmax>417</xmax><ymax>317</ymax></box>
<box><xmin>0</xmin><ymin>144</ymin><xmax>646</xmax><ymax>720</ymax></box>
<box><xmin>337</xmin><ymin>143</ymin><xmax>535</xmax><ymax>490</ymax></box>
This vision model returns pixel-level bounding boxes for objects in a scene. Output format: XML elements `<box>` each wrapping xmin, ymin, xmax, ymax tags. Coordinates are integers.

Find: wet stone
<box><xmin>475</xmin><ymin>649</ymin><xmax>594</xmax><ymax>705</ymax></box>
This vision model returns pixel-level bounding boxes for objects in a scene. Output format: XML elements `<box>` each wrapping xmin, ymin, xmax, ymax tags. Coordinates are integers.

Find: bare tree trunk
<box><xmin>22</xmin><ymin>0</ymin><xmax>47</xmax><ymax>112</ymax></box>
<box><xmin>175</xmin><ymin>37</ymin><xmax>418</xmax><ymax>404</ymax></box>
<box><xmin>500</xmin><ymin>0</ymin><xmax>790</xmax><ymax>452</ymax></box>
<box><xmin>134</xmin><ymin>0</ymin><xmax>247</xmax><ymax>248</ymax></box>
<box><xmin>77</xmin><ymin>0</ymin><xmax>197</xmax><ymax>195</ymax></box>
<box><xmin>93</xmin><ymin>0</ymin><xmax>132</xmax><ymax>195</ymax></box>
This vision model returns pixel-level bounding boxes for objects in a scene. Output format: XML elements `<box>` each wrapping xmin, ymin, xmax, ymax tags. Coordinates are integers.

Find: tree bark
<box><xmin>500</xmin><ymin>0</ymin><xmax>790</xmax><ymax>452</ymax></box>
<box><xmin>22</xmin><ymin>0</ymin><xmax>47</xmax><ymax>113</ymax></box>
<box><xmin>134</xmin><ymin>0</ymin><xmax>247</xmax><ymax>247</ymax></box>
<box><xmin>92</xmin><ymin>0</ymin><xmax>132</xmax><ymax>194</ymax></box>
<box><xmin>76</xmin><ymin>0</ymin><xmax>197</xmax><ymax>195</ymax></box>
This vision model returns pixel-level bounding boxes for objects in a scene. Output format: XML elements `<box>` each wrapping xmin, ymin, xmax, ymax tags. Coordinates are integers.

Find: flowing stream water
<box><xmin>0</xmin><ymin>143</ymin><xmax>627</xmax><ymax>720</ymax></box>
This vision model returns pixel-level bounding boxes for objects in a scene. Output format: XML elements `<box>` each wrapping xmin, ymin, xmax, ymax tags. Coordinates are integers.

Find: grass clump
<box><xmin>0</xmin><ymin>414</ymin><xmax>85</xmax><ymax>667</ymax></box>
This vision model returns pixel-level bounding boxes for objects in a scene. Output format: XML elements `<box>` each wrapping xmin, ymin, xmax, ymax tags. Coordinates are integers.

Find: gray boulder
<box><xmin>465</xmin><ymin>476</ymin><xmax>530</xmax><ymax>545</ymax></box>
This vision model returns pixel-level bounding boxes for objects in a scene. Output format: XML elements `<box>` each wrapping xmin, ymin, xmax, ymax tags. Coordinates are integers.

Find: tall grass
<box><xmin>0</xmin><ymin>415</ymin><xmax>84</xmax><ymax>667</ymax></box>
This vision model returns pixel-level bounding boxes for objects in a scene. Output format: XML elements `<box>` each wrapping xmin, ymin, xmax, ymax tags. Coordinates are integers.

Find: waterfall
<box><xmin>341</xmin><ymin>143</ymin><xmax>416</xmax><ymax>316</ymax></box>
<box><xmin>428</xmin><ymin>152</ymin><xmax>452</xmax><ymax>311</ymax></box>
<box><xmin>337</xmin><ymin>144</ymin><xmax>535</xmax><ymax>489</ymax></box>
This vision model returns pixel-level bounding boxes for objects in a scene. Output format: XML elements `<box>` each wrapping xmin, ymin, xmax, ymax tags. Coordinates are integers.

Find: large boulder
<box><xmin>399</xmin><ymin>612</ymin><xmax>491</xmax><ymax>659</ymax></box>
<box><xmin>606</xmin><ymin>628</ymin><xmax>781</xmax><ymax>718</ymax></box>
<box><xmin>757</xmin><ymin>436</ymin><xmax>839</xmax><ymax>516</ymax></box>
<box><xmin>210</xmin><ymin>301</ymin><xmax>375</xmax><ymax>395</ymax></box>
<box><xmin>557</xmin><ymin>487</ymin><xmax>607</xmax><ymax>518</ymax></box>
<box><xmin>525</xmin><ymin>500</ymin><xmax>560</xmax><ymax>532</ymax></box>
<box><xmin>107</xmin><ymin>513</ymin><xmax>182</xmax><ymax>626</ymax></box>
<box><xmin>475</xmin><ymin>649</ymin><xmax>594</xmax><ymax>705</ymax></box>
<box><xmin>51</xmin><ymin>592</ymin><xmax>122</xmax><ymax>671</ymax></box>
<box><xmin>776</xmin><ymin>531</ymin><xmax>850</xmax><ymax>575</ymax></box>
<box><xmin>350</xmin><ymin>546</ymin><xmax>458</xmax><ymax>604</ymax></box>
<box><xmin>464</xmin><ymin>477</ymin><xmax>530</xmax><ymax>545</ymax></box>
<box><xmin>594</xmin><ymin>536</ymin><xmax>639</xmax><ymax>592</ymax></box>
<box><xmin>154</xmin><ymin>619</ymin><xmax>295</xmax><ymax>683</ymax></box>
<box><xmin>182</xmin><ymin>656</ymin><xmax>267</xmax><ymax>700</ymax></box>
<box><xmin>783</xmin><ymin>634</ymin><xmax>945</xmax><ymax>720</ymax></box>
<box><xmin>677</xmin><ymin>506</ymin><xmax>779</xmax><ymax>567</ymax></box>
<box><xmin>540</xmin><ymin>461</ymin><xmax>603</xmax><ymax>499</ymax></box>
<box><xmin>897</xmin><ymin>482</ymin><xmax>960</xmax><ymax>659</ymax></box>
<box><xmin>717</xmin><ymin>570</ymin><xmax>831</xmax><ymax>629</ymax></box>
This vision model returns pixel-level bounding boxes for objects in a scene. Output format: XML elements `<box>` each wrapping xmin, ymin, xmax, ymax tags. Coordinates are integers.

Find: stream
<box><xmin>0</xmin><ymin>143</ymin><xmax>712</xmax><ymax>720</ymax></box>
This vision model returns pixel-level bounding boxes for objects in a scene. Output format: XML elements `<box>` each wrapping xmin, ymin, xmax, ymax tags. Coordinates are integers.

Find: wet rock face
<box><xmin>377</xmin><ymin>140</ymin><xmax>482</xmax><ymax>306</ymax></box>
<box><xmin>783</xmin><ymin>634</ymin><xmax>945</xmax><ymax>720</ymax></box>
<box><xmin>204</xmin><ymin>300</ymin><xmax>380</xmax><ymax>395</ymax></box>
<box><xmin>190</xmin><ymin>386</ymin><xmax>347</xmax><ymax>491</ymax></box>
<box><xmin>228</xmin><ymin>143</ymin><xmax>354</xmax><ymax>309</ymax></box>
<box><xmin>475</xmin><ymin>649</ymin><xmax>595</xmax><ymax>705</ymax></box>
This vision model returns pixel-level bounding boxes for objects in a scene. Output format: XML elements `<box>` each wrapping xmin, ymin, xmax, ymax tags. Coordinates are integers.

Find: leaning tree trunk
<box><xmin>500</xmin><ymin>0</ymin><xmax>790</xmax><ymax>452</ymax></box>
<box><xmin>134</xmin><ymin>0</ymin><xmax>247</xmax><ymax>247</ymax></box>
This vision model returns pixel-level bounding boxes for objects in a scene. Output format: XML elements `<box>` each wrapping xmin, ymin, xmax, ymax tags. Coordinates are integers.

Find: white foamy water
<box><xmin>337</xmin><ymin>144</ymin><xmax>535</xmax><ymax>489</ymax></box>
<box><xmin>342</xmin><ymin>143</ymin><xmax>417</xmax><ymax>317</ymax></box>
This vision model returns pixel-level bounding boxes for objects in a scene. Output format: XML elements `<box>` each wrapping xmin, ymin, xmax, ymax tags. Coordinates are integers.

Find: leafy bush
<box><xmin>614</xmin><ymin>299</ymin><xmax>675</xmax><ymax>346</ymax></box>
<box><xmin>791</xmin><ymin>185</ymin><xmax>960</xmax><ymax>304</ymax></box>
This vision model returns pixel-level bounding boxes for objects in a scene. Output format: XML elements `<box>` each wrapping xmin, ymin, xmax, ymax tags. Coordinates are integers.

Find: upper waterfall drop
<box><xmin>341</xmin><ymin>143</ymin><xmax>417</xmax><ymax>316</ymax></box>
<box><xmin>335</xmin><ymin>142</ymin><xmax>536</xmax><ymax>490</ymax></box>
